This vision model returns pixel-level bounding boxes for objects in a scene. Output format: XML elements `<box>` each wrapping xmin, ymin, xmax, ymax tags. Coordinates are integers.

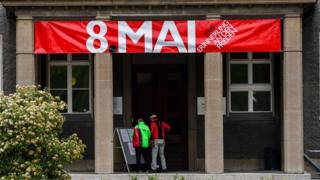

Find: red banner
<box><xmin>34</xmin><ymin>19</ymin><xmax>281</xmax><ymax>54</ymax></box>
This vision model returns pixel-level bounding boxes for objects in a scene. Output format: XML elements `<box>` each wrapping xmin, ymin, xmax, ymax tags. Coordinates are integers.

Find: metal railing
<box><xmin>305</xmin><ymin>150</ymin><xmax>320</xmax><ymax>179</ymax></box>
<box><xmin>305</xmin><ymin>153</ymin><xmax>320</xmax><ymax>172</ymax></box>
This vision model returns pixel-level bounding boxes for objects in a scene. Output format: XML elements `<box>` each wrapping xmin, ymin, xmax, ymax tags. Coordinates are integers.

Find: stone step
<box><xmin>71</xmin><ymin>173</ymin><xmax>311</xmax><ymax>180</ymax></box>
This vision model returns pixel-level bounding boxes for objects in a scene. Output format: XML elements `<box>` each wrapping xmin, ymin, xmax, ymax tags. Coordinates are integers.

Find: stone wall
<box><xmin>302</xmin><ymin>2</ymin><xmax>320</xmax><ymax>176</ymax></box>
<box><xmin>0</xmin><ymin>4</ymin><xmax>15</xmax><ymax>94</ymax></box>
<box><xmin>303</xmin><ymin>2</ymin><xmax>320</xmax><ymax>156</ymax></box>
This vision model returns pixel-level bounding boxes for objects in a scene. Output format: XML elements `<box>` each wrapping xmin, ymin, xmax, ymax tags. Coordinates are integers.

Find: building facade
<box><xmin>1</xmin><ymin>0</ymin><xmax>318</xmax><ymax>176</ymax></box>
<box><xmin>303</xmin><ymin>0</ymin><xmax>320</xmax><ymax>176</ymax></box>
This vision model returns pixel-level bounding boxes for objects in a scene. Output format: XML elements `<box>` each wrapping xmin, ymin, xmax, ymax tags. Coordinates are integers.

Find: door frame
<box><xmin>122</xmin><ymin>54</ymin><xmax>198</xmax><ymax>171</ymax></box>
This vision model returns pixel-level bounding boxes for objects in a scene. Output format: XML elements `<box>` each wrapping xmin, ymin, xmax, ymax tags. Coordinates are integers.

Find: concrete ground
<box><xmin>71</xmin><ymin>172</ymin><xmax>311</xmax><ymax>180</ymax></box>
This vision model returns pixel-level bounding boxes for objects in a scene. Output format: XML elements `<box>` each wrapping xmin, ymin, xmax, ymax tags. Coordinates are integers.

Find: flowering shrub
<box><xmin>0</xmin><ymin>86</ymin><xmax>86</xmax><ymax>179</ymax></box>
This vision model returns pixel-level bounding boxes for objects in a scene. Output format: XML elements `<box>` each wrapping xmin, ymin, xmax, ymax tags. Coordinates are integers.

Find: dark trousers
<box><xmin>135</xmin><ymin>147</ymin><xmax>149</xmax><ymax>171</ymax></box>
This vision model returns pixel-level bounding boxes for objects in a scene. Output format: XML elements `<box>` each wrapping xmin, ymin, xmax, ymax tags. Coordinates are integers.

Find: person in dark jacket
<box><xmin>132</xmin><ymin>118</ymin><xmax>151</xmax><ymax>172</ymax></box>
<box><xmin>149</xmin><ymin>114</ymin><xmax>171</xmax><ymax>172</ymax></box>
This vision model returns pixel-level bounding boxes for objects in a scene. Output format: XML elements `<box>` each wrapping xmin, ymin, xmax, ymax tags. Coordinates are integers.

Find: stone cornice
<box><xmin>2</xmin><ymin>0</ymin><xmax>316</xmax><ymax>7</ymax></box>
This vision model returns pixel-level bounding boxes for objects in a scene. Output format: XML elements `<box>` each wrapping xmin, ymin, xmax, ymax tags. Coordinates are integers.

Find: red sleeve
<box><xmin>163</xmin><ymin>122</ymin><xmax>171</xmax><ymax>131</ymax></box>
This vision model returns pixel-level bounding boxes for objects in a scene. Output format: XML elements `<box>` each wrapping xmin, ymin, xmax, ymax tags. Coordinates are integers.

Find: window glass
<box><xmin>230</xmin><ymin>52</ymin><xmax>248</xmax><ymax>59</ymax></box>
<box><xmin>253</xmin><ymin>91</ymin><xmax>271</xmax><ymax>111</ymax></box>
<box><xmin>228</xmin><ymin>52</ymin><xmax>272</xmax><ymax>113</ymax></box>
<box><xmin>49</xmin><ymin>54</ymin><xmax>91</xmax><ymax>114</ymax></box>
<box><xmin>137</xmin><ymin>73</ymin><xmax>152</xmax><ymax>85</ymax></box>
<box><xmin>168</xmin><ymin>73</ymin><xmax>182</xmax><ymax>81</ymax></box>
<box><xmin>72</xmin><ymin>66</ymin><xmax>89</xmax><ymax>88</ymax></box>
<box><xmin>136</xmin><ymin>73</ymin><xmax>153</xmax><ymax>114</ymax></box>
<box><xmin>168</xmin><ymin>73</ymin><xmax>182</xmax><ymax>89</ymax></box>
<box><xmin>231</xmin><ymin>91</ymin><xmax>248</xmax><ymax>111</ymax></box>
<box><xmin>50</xmin><ymin>66</ymin><xmax>67</xmax><ymax>88</ymax></box>
<box><xmin>230</xmin><ymin>64</ymin><xmax>248</xmax><ymax>84</ymax></box>
<box><xmin>72</xmin><ymin>54</ymin><xmax>90</xmax><ymax>61</ymax></box>
<box><xmin>252</xmin><ymin>52</ymin><xmax>270</xmax><ymax>59</ymax></box>
<box><xmin>50</xmin><ymin>54</ymin><xmax>67</xmax><ymax>61</ymax></box>
<box><xmin>253</xmin><ymin>64</ymin><xmax>270</xmax><ymax>83</ymax></box>
<box><xmin>72</xmin><ymin>90</ymin><xmax>89</xmax><ymax>112</ymax></box>
<box><xmin>168</xmin><ymin>96</ymin><xmax>183</xmax><ymax>112</ymax></box>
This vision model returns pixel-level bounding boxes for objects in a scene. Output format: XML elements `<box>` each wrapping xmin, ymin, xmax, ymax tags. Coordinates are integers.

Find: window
<box><xmin>48</xmin><ymin>54</ymin><xmax>92</xmax><ymax>113</ymax></box>
<box><xmin>228</xmin><ymin>52</ymin><xmax>273</xmax><ymax>113</ymax></box>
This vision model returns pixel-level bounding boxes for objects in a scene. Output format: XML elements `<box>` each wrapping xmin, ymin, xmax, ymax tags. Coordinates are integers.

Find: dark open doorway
<box><xmin>132</xmin><ymin>64</ymin><xmax>188</xmax><ymax>171</ymax></box>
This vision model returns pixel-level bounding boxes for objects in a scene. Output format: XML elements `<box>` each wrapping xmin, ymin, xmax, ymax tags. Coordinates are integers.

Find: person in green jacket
<box><xmin>132</xmin><ymin>118</ymin><xmax>151</xmax><ymax>172</ymax></box>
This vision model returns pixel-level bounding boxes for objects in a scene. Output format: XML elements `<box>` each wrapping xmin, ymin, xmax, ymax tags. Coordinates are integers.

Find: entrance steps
<box><xmin>71</xmin><ymin>172</ymin><xmax>311</xmax><ymax>180</ymax></box>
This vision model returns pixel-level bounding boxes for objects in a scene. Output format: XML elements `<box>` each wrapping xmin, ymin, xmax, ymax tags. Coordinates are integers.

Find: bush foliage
<box><xmin>0</xmin><ymin>86</ymin><xmax>86</xmax><ymax>179</ymax></box>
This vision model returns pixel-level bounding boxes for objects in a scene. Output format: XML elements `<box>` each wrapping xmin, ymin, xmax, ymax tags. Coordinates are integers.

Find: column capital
<box><xmin>285</xmin><ymin>14</ymin><xmax>301</xmax><ymax>18</ymax></box>
<box><xmin>206</xmin><ymin>15</ymin><xmax>221</xmax><ymax>20</ymax></box>
<box><xmin>16</xmin><ymin>17</ymin><xmax>34</xmax><ymax>54</ymax></box>
<box><xmin>96</xmin><ymin>12</ymin><xmax>111</xmax><ymax>20</ymax></box>
<box><xmin>283</xmin><ymin>14</ymin><xmax>302</xmax><ymax>52</ymax></box>
<box><xmin>16</xmin><ymin>16</ymin><xmax>33</xmax><ymax>20</ymax></box>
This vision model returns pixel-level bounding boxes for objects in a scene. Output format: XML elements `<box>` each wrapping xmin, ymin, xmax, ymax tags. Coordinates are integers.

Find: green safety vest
<box><xmin>133</xmin><ymin>121</ymin><xmax>151</xmax><ymax>148</ymax></box>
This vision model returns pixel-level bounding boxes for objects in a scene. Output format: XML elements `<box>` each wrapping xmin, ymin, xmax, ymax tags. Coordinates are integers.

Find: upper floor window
<box><xmin>48</xmin><ymin>54</ymin><xmax>92</xmax><ymax>113</ymax></box>
<box><xmin>228</xmin><ymin>52</ymin><xmax>273</xmax><ymax>113</ymax></box>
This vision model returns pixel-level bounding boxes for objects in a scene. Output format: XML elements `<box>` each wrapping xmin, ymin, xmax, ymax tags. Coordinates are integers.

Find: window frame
<box><xmin>227</xmin><ymin>52</ymin><xmax>273</xmax><ymax>113</ymax></box>
<box><xmin>47</xmin><ymin>54</ymin><xmax>92</xmax><ymax>114</ymax></box>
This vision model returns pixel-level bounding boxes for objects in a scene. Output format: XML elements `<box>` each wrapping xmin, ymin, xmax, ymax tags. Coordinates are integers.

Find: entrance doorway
<box><xmin>132</xmin><ymin>64</ymin><xmax>188</xmax><ymax>170</ymax></box>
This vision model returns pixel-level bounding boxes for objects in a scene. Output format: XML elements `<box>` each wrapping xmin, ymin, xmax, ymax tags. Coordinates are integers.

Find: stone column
<box><xmin>16</xmin><ymin>16</ymin><xmax>35</xmax><ymax>85</ymax></box>
<box><xmin>94</xmin><ymin>53</ymin><xmax>113</xmax><ymax>173</ymax></box>
<box><xmin>283</xmin><ymin>15</ymin><xmax>304</xmax><ymax>173</ymax></box>
<box><xmin>204</xmin><ymin>52</ymin><xmax>224</xmax><ymax>173</ymax></box>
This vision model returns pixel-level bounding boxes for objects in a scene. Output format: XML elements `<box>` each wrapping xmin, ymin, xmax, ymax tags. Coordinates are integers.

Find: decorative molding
<box><xmin>2</xmin><ymin>0</ymin><xmax>316</xmax><ymax>7</ymax></box>
<box><xmin>14</xmin><ymin>6</ymin><xmax>304</xmax><ymax>18</ymax></box>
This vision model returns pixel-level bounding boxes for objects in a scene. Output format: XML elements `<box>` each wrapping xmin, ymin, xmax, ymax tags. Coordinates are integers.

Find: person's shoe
<box><xmin>150</xmin><ymin>169</ymin><xmax>157</xmax><ymax>173</ymax></box>
<box><xmin>161</xmin><ymin>169</ymin><xmax>167</xmax><ymax>173</ymax></box>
